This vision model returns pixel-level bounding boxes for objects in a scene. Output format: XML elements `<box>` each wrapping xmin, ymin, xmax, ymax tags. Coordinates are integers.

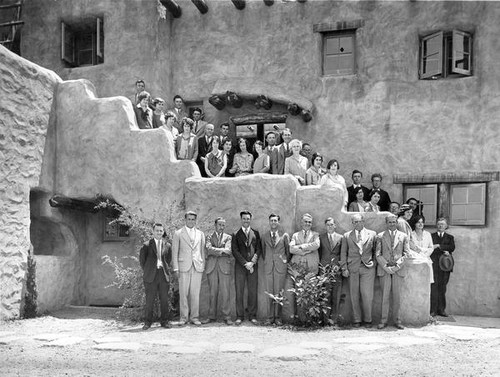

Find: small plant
<box><xmin>22</xmin><ymin>252</ymin><xmax>38</xmax><ymax>319</ymax></box>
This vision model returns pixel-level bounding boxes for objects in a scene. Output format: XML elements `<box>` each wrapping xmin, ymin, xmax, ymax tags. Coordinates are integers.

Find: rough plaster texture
<box><xmin>0</xmin><ymin>46</ymin><xmax>61</xmax><ymax>320</ymax></box>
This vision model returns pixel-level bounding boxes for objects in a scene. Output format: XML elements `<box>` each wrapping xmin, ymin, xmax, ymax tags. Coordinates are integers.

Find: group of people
<box><xmin>140</xmin><ymin>208</ymin><xmax>455</xmax><ymax>330</ymax></box>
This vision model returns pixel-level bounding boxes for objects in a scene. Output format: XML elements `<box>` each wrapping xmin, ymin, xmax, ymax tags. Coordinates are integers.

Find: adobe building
<box><xmin>0</xmin><ymin>0</ymin><xmax>499</xmax><ymax>321</ymax></box>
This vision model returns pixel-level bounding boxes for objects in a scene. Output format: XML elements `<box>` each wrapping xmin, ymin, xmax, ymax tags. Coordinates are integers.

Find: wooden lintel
<box><xmin>49</xmin><ymin>195</ymin><xmax>100</xmax><ymax>213</ymax></box>
<box><xmin>160</xmin><ymin>0</ymin><xmax>182</xmax><ymax>18</ymax></box>
<box><xmin>191</xmin><ymin>0</ymin><xmax>208</xmax><ymax>14</ymax></box>
<box><xmin>263</xmin><ymin>0</ymin><xmax>274</xmax><ymax>6</ymax></box>
<box><xmin>230</xmin><ymin>112</ymin><xmax>287</xmax><ymax>125</ymax></box>
<box><xmin>231</xmin><ymin>0</ymin><xmax>246</xmax><ymax>10</ymax></box>
<box><xmin>393</xmin><ymin>171</ymin><xmax>500</xmax><ymax>184</ymax></box>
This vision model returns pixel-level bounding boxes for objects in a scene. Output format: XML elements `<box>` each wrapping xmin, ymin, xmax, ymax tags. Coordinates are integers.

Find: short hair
<box><xmin>302</xmin><ymin>213</ymin><xmax>313</xmax><ymax>221</ymax></box>
<box><xmin>326</xmin><ymin>159</ymin><xmax>340</xmax><ymax>170</ymax></box>
<box><xmin>137</xmin><ymin>91</ymin><xmax>150</xmax><ymax>102</ymax></box>
<box><xmin>220</xmin><ymin>122</ymin><xmax>230</xmax><ymax>129</ymax></box>
<box><xmin>164</xmin><ymin>111</ymin><xmax>175</xmax><ymax>119</ymax></box>
<box><xmin>352</xmin><ymin>169</ymin><xmax>363</xmax><ymax>178</ymax></box>
<box><xmin>135</xmin><ymin>80</ymin><xmax>145</xmax><ymax>86</ymax></box>
<box><xmin>352</xmin><ymin>213</ymin><xmax>364</xmax><ymax>222</ymax></box>
<box><xmin>269</xmin><ymin>213</ymin><xmax>280</xmax><ymax>221</ymax></box>
<box><xmin>265</xmin><ymin>131</ymin><xmax>276</xmax><ymax>140</ymax></box>
<box><xmin>214</xmin><ymin>216</ymin><xmax>225</xmax><ymax>225</ymax></box>
<box><xmin>237</xmin><ymin>138</ymin><xmax>249</xmax><ymax>152</ymax></box>
<box><xmin>385</xmin><ymin>214</ymin><xmax>398</xmax><ymax>222</ymax></box>
<box><xmin>406</xmin><ymin>197</ymin><xmax>419</xmax><ymax>204</ymax></box>
<box><xmin>289</xmin><ymin>139</ymin><xmax>302</xmax><ymax>149</ymax></box>
<box><xmin>185</xmin><ymin>211</ymin><xmax>197</xmax><ymax>219</ymax></box>
<box><xmin>311</xmin><ymin>152</ymin><xmax>323</xmax><ymax>166</ymax></box>
<box><xmin>153</xmin><ymin>222</ymin><xmax>163</xmax><ymax>229</ymax></box>
<box><xmin>354</xmin><ymin>186</ymin><xmax>365</xmax><ymax>195</ymax></box>
<box><xmin>173</xmin><ymin>94</ymin><xmax>184</xmax><ymax>102</ymax></box>
<box><xmin>181</xmin><ymin>117</ymin><xmax>194</xmax><ymax>130</ymax></box>
<box><xmin>222</xmin><ymin>139</ymin><xmax>232</xmax><ymax>148</ymax></box>
<box><xmin>436</xmin><ymin>217</ymin><xmax>448</xmax><ymax>224</ymax></box>
<box><xmin>205</xmin><ymin>123</ymin><xmax>214</xmax><ymax>131</ymax></box>
<box><xmin>152</xmin><ymin>97</ymin><xmax>165</xmax><ymax>107</ymax></box>
<box><xmin>398</xmin><ymin>204</ymin><xmax>412</xmax><ymax>217</ymax></box>
<box><xmin>253</xmin><ymin>140</ymin><xmax>264</xmax><ymax>152</ymax></box>
<box><xmin>371</xmin><ymin>173</ymin><xmax>383</xmax><ymax>181</ymax></box>
<box><xmin>390</xmin><ymin>201</ymin><xmax>400</xmax><ymax>207</ymax></box>
<box><xmin>211</xmin><ymin>135</ymin><xmax>220</xmax><ymax>144</ymax></box>
<box><xmin>302</xmin><ymin>142</ymin><xmax>311</xmax><ymax>149</ymax></box>
<box><xmin>369</xmin><ymin>189</ymin><xmax>381</xmax><ymax>199</ymax></box>
<box><xmin>324</xmin><ymin>217</ymin><xmax>335</xmax><ymax>224</ymax></box>
<box><xmin>240</xmin><ymin>210</ymin><xmax>252</xmax><ymax>218</ymax></box>
<box><xmin>413</xmin><ymin>214</ymin><xmax>426</xmax><ymax>224</ymax></box>
<box><xmin>282</xmin><ymin>128</ymin><xmax>292</xmax><ymax>135</ymax></box>
<box><xmin>192</xmin><ymin>107</ymin><xmax>202</xmax><ymax>114</ymax></box>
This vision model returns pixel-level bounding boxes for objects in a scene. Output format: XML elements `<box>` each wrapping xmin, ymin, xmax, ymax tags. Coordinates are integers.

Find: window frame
<box><xmin>450</xmin><ymin>183</ymin><xmax>486</xmax><ymax>226</ymax></box>
<box><xmin>61</xmin><ymin>17</ymin><xmax>104</xmax><ymax>68</ymax></box>
<box><xmin>404</xmin><ymin>184</ymin><xmax>439</xmax><ymax>226</ymax></box>
<box><xmin>321</xmin><ymin>30</ymin><xmax>356</xmax><ymax>77</ymax></box>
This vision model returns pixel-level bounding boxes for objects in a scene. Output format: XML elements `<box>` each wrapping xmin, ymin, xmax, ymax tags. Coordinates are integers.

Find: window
<box><xmin>419</xmin><ymin>29</ymin><xmax>472</xmax><ymax>79</ymax></box>
<box><xmin>322</xmin><ymin>31</ymin><xmax>356</xmax><ymax>76</ymax></box>
<box><xmin>404</xmin><ymin>184</ymin><xmax>438</xmax><ymax>225</ymax></box>
<box><xmin>61</xmin><ymin>17</ymin><xmax>104</xmax><ymax>67</ymax></box>
<box><xmin>450</xmin><ymin>183</ymin><xmax>486</xmax><ymax>225</ymax></box>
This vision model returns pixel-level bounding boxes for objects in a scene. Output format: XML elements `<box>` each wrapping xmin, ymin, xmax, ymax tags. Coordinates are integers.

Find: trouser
<box><xmin>265</xmin><ymin>269</ymin><xmax>286</xmax><ymax>320</ymax></box>
<box><xmin>380</xmin><ymin>273</ymin><xmax>403</xmax><ymax>324</ymax></box>
<box><xmin>235</xmin><ymin>263</ymin><xmax>258</xmax><ymax>320</ymax></box>
<box><xmin>179</xmin><ymin>266</ymin><xmax>203</xmax><ymax>322</ymax></box>
<box><xmin>326</xmin><ymin>276</ymin><xmax>343</xmax><ymax>321</ymax></box>
<box><xmin>349</xmin><ymin>265</ymin><xmax>375</xmax><ymax>323</ymax></box>
<box><xmin>207</xmin><ymin>267</ymin><xmax>231</xmax><ymax>320</ymax></box>
<box><xmin>431</xmin><ymin>266</ymin><xmax>451</xmax><ymax>314</ymax></box>
<box><xmin>144</xmin><ymin>268</ymin><xmax>170</xmax><ymax>324</ymax></box>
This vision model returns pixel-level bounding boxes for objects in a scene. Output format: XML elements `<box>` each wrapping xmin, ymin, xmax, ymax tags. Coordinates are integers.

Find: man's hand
<box><xmin>342</xmin><ymin>269</ymin><xmax>349</xmax><ymax>278</ymax></box>
<box><xmin>244</xmin><ymin>262</ymin><xmax>253</xmax><ymax>271</ymax></box>
<box><xmin>443</xmin><ymin>250</ymin><xmax>450</xmax><ymax>256</ymax></box>
<box><xmin>433</xmin><ymin>244</ymin><xmax>440</xmax><ymax>249</ymax></box>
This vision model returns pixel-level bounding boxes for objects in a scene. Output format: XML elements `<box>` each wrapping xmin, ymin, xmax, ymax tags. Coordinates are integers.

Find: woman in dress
<box><xmin>409</xmin><ymin>215</ymin><xmax>434</xmax><ymax>283</ymax></box>
<box><xmin>365</xmin><ymin>190</ymin><xmax>381</xmax><ymax>212</ymax></box>
<box><xmin>204</xmin><ymin>136</ymin><xmax>227</xmax><ymax>178</ymax></box>
<box><xmin>175</xmin><ymin>117</ymin><xmax>197</xmax><ymax>161</ymax></box>
<box><xmin>161</xmin><ymin>111</ymin><xmax>179</xmax><ymax>140</ymax></box>
<box><xmin>221</xmin><ymin>139</ymin><xmax>234</xmax><ymax>177</ymax></box>
<box><xmin>305</xmin><ymin>153</ymin><xmax>326</xmax><ymax>185</ymax></box>
<box><xmin>252</xmin><ymin>140</ymin><xmax>270</xmax><ymax>174</ymax></box>
<box><xmin>319</xmin><ymin>159</ymin><xmax>348</xmax><ymax>210</ymax></box>
<box><xmin>348</xmin><ymin>187</ymin><xmax>367</xmax><ymax>212</ymax></box>
<box><xmin>284</xmin><ymin>139</ymin><xmax>308</xmax><ymax>185</ymax></box>
<box><xmin>397</xmin><ymin>203</ymin><xmax>413</xmax><ymax>237</ymax></box>
<box><xmin>229</xmin><ymin>138</ymin><xmax>253</xmax><ymax>177</ymax></box>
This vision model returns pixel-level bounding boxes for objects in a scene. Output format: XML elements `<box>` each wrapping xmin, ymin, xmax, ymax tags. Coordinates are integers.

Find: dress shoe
<box><xmin>142</xmin><ymin>323</ymin><xmax>151</xmax><ymax>330</ymax></box>
<box><xmin>191</xmin><ymin>320</ymin><xmax>202</xmax><ymax>326</ymax></box>
<box><xmin>170</xmin><ymin>320</ymin><xmax>186</xmax><ymax>327</ymax></box>
<box><xmin>250</xmin><ymin>319</ymin><xmax>259</xmax><ymax>325</ymax></box>
<box><xmin>438</xmin><ymin>311</ymin><xmax>449</xmax><ymax>317</ymax></box>
<box><xmin>235</xmin><ymin>319</ymin><xmax>242</xmax><ymax>326</ymax></box>
<box><xmin>160</xmin><ymin>321</ymin><xmax>171</xmax><ymax>329</ymax></box>
<box><xmin>395</xmin><ymin>323</ymin><xmax>405</xmax><ymax>330</ymax></box>
<box><xmin>364</xmin><ymin>322</ymin><xmax>373</xmax><ymax>329</ymax></box>
<box><xmin>263</xmin><ymin>320</ymin><xmax>273</xmax><ymax>326</ymax></box>
<box><xmin>225</xmin><ymin>318</ymin><xmax>234</xmax><ymax>326</ymax></box>
<box><xmin>352</xmin><ymin>322</ymin><xmax>361</xmax><ymax>328</ymax></box>
<box><xmin>377</xmin><ymin>323</ymin><xmax>387</xmax><ymax>330</ymax></box>
<box><xmin>275</xmin><ymin>319</ymin><xmax>283</xmax><ymax>326</ymax></box>
<box><xmin>200</xmin><ymin>318</ymin><xmax>214</xmax><ymax>324</ymax></box>
<box><xmin>430</xmin><ymin>312</ymin><xmax>437</xmax><ymax>317</ymax></box>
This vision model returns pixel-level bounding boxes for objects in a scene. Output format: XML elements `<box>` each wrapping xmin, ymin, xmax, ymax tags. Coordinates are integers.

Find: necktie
<box><xmin>329</xmin><ymin>234</ymin><xmax>334</xmax><ymax>249</ymax></box>
<box><xmin>304</xmin><ymin>230</ymin><xmax>308</xmax><ymax>240</ymax></box>
<box><xmin>195</xmin><ymin>121</ymin><xmax>199</xmax><ymax>132</ymax></box>
<box><xmin>218</xmin><ymin>233</ymin><xmax>223</xmax><ymax>247</ymax></box>
<box><xmin>271</xmin><ymin>232</ymin><xmax>276</xmax><ymax>246</ymax></box>
<box><xmin>357</xmin><ymin>231</ymin><xmax>361</xmax><ymax>243</ymax></box>
<box><xmin>157</xmin><ymin>240</ymin><xmax>162</xmax><ymax>267</ymax></box>
<box><xmin>390</xmin><ymin>231</ymin><xmax>395</xmax><ymax>246</ymax></box>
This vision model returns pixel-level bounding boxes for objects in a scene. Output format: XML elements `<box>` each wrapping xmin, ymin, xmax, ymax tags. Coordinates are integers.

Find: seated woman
<box><xmin>252</xmin><ymin>140</ymin><xmax>270</xmax><ymax>174</ymax></box>
<box><xmin>229</xmin><ymin>138</ymin><xmax>254</xmax><ymax>177</ymax></box>
<box><xmin>305</xmin><ymin>153</ymin><xmax>326</xmax><ymax>185</ymax></box>
<box><xmin>348</xmin><ymin>187</ymin><xmax>367</xmax><ymax>212</ymax></box>
<box><xmin>319</xmin><ymin>159</ymin><xmax>348</xmax><ymax>210</ymax></box>
<box><xmin>175</xmin><ymin>117</ymin><xmax>197</xmax><ymax>161</ymax></box>
<box><xmin>204</xmin><ymin>136</ymin><xmax>227</xmax><ymax>178</ymax></box>
<box><xmin>365</xmin><ymin>190</ymin><xmax>381</xmax><ymax>212</ymax></box>
<box><xmin>409</xmin><ymin>214</ymin><xmax>434</xmax><ymax>283</ymax></box>
<box><xmin>284</xmin><ymin>139</ymin><xmax>308</xmax><ymax>185</ymax></box>
<box><xmin>397</xmin><ymin>203</ymin><xmax>413</xmax><ymax>237</ymax></box>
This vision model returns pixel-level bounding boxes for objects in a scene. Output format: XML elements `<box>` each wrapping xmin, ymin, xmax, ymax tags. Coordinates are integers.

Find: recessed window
<box><xmin>404</xmin><ymin>184</ymin><xmax>438</xmax><ymax>225</ymax></box>
<box><xmin>419</xmin><ymin>30</ymin><xmax>472</xmax><ymax>80</ymax></box>
<box><xmin>61</xmin><ymin>17</ymin><xmax>104</xmax><ymax>67</ymax></box>
<box><xmin>322</xmin><ymin>31</ymin><xmax>355</xmax><ymax>76</ymax></box>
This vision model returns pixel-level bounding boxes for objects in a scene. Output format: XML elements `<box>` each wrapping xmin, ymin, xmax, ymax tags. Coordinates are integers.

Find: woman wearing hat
<box><xmin>397</xmin><ymin>204</ymin><xmax>413</xmax><ymax>237</ymax></box>
<box><xmin>409</xmin><ymin>215</ymin><xmax>434</xmax><ymax>284</ymax></box>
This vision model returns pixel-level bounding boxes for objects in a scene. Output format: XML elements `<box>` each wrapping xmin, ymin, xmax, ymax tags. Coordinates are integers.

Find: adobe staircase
<box><xmin>0</xmin><ymin>0</ymin><xmax>23</xmax><ymax>54</ymax></box>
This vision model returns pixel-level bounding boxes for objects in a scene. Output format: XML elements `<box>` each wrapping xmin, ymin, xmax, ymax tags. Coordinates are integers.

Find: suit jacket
<box><xmin>134</xmin><ymin>105</ymin><xmax>153</xmax><ymax>129</ymax></box>
<box><xmin>232</xmin><ymin>228</ymin><xmax>262</xmax><ymax>267</ymax></box>
<box><xmin>205</xmin><ymin>232</ymin><xmax>233</xmax><ymax>275</ymax></box>
<box><xmin>319</xmin><ymin>232</ymin><xmax>343</xmax><ymax>267</ymax></box>
<box><xmin>271</xmin><ymin>143</ymin><xmax>292</xmax><ymax>175</ymax></box>
<box><xmin>340</xmin><ymin>228</ymin><xmax>377</xmax><ymax>273</ymax></box>
<box><xmin>369</xmin><ymin>188</ymin><xmax>391</xmax><ymax>211</ymax></box>
<box><xmin>175</xmin><ymin>134</ymin><xmax>198</xmax><ymax>161</ymax></box>
<box><xmin>172</xmin><ymin>227</ymin><xmax>206</xmax><ymax>273</ymax></box>
<box><xmin>375</xmin><ymin>230</ymin><xmax>410</xmax><ymax>277</ymax></box>
<box><xmin>261</xmin><ymin>231</ymin><xmax>290</xmax><ymax>275</ymax></box>
<box><xmin>193</xmin><ymin>120</ymin><xmax>208</xmax><ymax>138</ymax></box>
<box><xmin>139</xmin><ymin>238</ymin><xmax>172</xmax><ymax>283</ymax></box>
<box><xmin>289</xmin><ymin>230</ymin><xmax>320</xmax><ymax>272</ymax></box>
<box><xmin>431</xmin><ymin>232</ymin><xmax>456</xmax><ymax>272</ymax></box>
<box><xmin>168</xmin><ymin>107</ymin><xmax>188</xmax><ymax>133</ymax></box>
<box><xmin>347</xmin><ymin>185</ymin><xmax>371</xmax><ymax>205</ymax></box>
<box><xmin>197</xmin><ymin>135</ymin><xmax>214</xmax><ymax>165</ymax></box>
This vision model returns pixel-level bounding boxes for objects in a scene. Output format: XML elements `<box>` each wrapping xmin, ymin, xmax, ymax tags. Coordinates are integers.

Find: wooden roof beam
<box><xmin>160</xmin><ymin>0</ymin><xmax>182</xmax><ymax>18</ymax></box>
<box><xmin>231</xmin><ymin>0</ymin><xmax>246</xmax><ymax>10</ymax></box>
<box><xmin>191</xmin><ymin>0</ymin><xmax>208</xmax><ymax>14</ymax></box>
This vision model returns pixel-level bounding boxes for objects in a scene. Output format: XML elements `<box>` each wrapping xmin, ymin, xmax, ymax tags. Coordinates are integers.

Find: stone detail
<box><xmin>43</xmin><ymin>336</ymin><xmax>85</xmax><ymax>347</ymax></box>
<box><xmin>219</xmin><ymin>343</ymin><xmax>255</xmax><ymax>353</ymax></box>
<box><xmin>34</xmin><ymin>334</ymin><xmax>68</xmax><ymax>342</ymax></box>
<box><xmin>259</xmin><ymin>346</ymin><xmax>320</xmax><ymax>361</ymax></box>
<box><xmin>92</xmin><ymin>342</ymin><xmax>142</xmax><ymax>351</ymax></box>
<box><xmin>93</xmin><ymin>336</ymin><xmax>124</xmax><ymax>344</ymax></box>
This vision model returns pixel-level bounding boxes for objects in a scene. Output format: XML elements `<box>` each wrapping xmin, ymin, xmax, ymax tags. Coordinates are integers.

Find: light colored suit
<box><xmin>205</xmin><ymin>232</ymin><xmax>232</xmax><ymax>320</ymax></box>
<box><xmin>172</xmin><ymin>226</ymin><xmax>206</xmax><ymax>322</ymax></box>
<box><xmin>340</xmin><ymin>228</ymin><xmax>377</xmax><ymax>324</ymax></box>
<box><xmin>193</xmin><ymin>119</ymin><xmax>208</xmax><ymax>138</ymax></box>
<box><xmin>375</xmin><ymin>230</ymin><xmax>410</xmax><ymax>325</ymax></box>
<box><xmin>168</xmin><ymin>107</ymin><xmax>188</xmax><ymax>133</ymax></box>
<box><xmin>271</xmin><ymin>143</ymin><xmax>292</xmax><ymax>175</ymax></box>
<box><xmin>290</xmin><ymin>230</ymin><xmax>320</xmax><ymax>274</ymax></box>
<box><xmin>319</xmin><ymin>232</ymin><xmax>343</xmax><ymax>320</ymax></box>
<box><xmin>261</xmin><ymin>231</ymin><xmax>290</xmax><ymax>321</ymax></box>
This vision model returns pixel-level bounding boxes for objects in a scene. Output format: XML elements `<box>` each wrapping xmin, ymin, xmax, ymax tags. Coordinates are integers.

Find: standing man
<box><xmin>299</xmin><ymin>142</ymin><xmax>313</xmax><ymax>168</ymax></box>
<box><xmin>204</xmin><ymin>217</ymin><xmax>233</xmax><ymax>325</ymax></box>
<box><xmin>271</xmin><ymin>128</ymin><xmax>293</xmax><ymax>175</ymax></box>
<box><xmin>375</xmin><ymin>214</ymin><xmax>410</xmax><ymax>330</ymax></box>
<box><xmin>139</xmin><ymin>223</ymin><xmax>171</xmax><ymax>330</ymax></box>
<box><xmin>319</xmin><ymin>217</ymin><xmax>343</xmax><ymax>324</ymax></box>
<box><xmin>134</xmin><ymin>91</ymin><xmax>153</xmax><ymax>129</ymax></box>
<box><xmin>171</xmin><ymin>211</ymin><xmax>206</xmax><ymax>326</ymax></box>
<box><xmin>196</xmin><ymin>123</ymin><xmax>215</xmax><ymax>177</ymax></box>
<box><xmin>347</xmin><ymin>170</ymin><xmax>371</xmax><ymax>206</ymax></box>
<box><xmin>261</xmin><ymin>213</ymin><xmax>290</xmax><ymax>326</ymax></box>
<box><xmin>168</xmin><ymin>94</ymin><xmax>188</xmax><ymax>133</ymax></box>
<box><xmin>340</xmin><ymin>214</ymin><xmax>377</xmax><ymax>328</ymax></box>
<box><xmin>290</xmin><ymin>213</ymin><xmax>320</xmax><ymax>274</ymax></box>
<box><xmin>232</xmin><ymin>210</ymin><xmax>262</xmax><ymax>325</ymax></box>
<box><xmin>430</xmin><ymin>218</ymin><xmax>456</xmax><ymax>317</ymax></box>
<box><xmin>131</xmin><ymin>79</ymin><xmax>146</xmax><ymax>105</ymax></box>
<box><xmin>369</xmin><ymin>173</ymin><xmax>392</xmax><ymax>211</ymax></box>
<box><xmin>192</xmin><ymin>107</ymin><xmax>208</xmax><ymax>138</ymax></box>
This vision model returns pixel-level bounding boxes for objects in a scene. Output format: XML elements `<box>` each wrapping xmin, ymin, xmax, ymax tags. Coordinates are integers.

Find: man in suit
<box><xmin>168</xmin><ymin>94</ymin><xmax>188</xmax><ymax>133</ymax></box>
<box><xmin>369</xmin><ymin>173</ymin><xmax>391</xmax><ymax>211</ymax></box>
<box><xmin>375</xmin><ymin>214</ymin><xmax>410</xmax><ymax>330</ymax></box>
<box><xmin>171</xmin><ymin>211</ymin><xmax>206</xmax><ymax>326</ymax></box>
<box><xmin>134</xmin><ymin>91</ymin><xmax>153</xmax><ymax>129</ymax></box>
<box><xmin>204</xmin><ymin>217</ymin><xmax>233</xmax><ymax>325</ymax></box>
<box><xmin>290</xmin><ymin>213</ymin><xmax>320</xmax><ymax>274</ymax></box>
<box><xmin>319</xmin><ymin>217</ymin><xmax>343</xmax><ymax>324</ymax></box>
<box><xmin>261</xmin><ymin>213</ymin><xmax>290</xmax><ymax>326</ymax></box>
<box><xmin>196</xmin><ymin>123</ymin><xmax>215</xmax><ymax>177</ymax></box>
<box><xmin>271</xmin><ymin>128</ymin><xmax>293</xmax><ymax>175</ymax></box>
<box><xmin>232</xmin><ymin>210</ymin><xmax>262</xmax><ymax>325</ymax></box>
<box><xmin>139</xmin><ymin>223</ymin><xmax>171</xmax><ymax>330</ymax></box>
<box><xmin>340</xmin><ymin>214</ymin><xmax>377</xmax><ymax>328</ymax></box>
<box><xmin>131</xmin><ymin>79</ymin><xmax>145</xmax><ymax>105</ymax></box>
<box><xmin>347</xmin><ymin>170</ymin><xmax>371</xmax><ymax>206</ymax></box>
<box><xmin>192</xmin><ymin>107</ymin><xmax>208</xmax><ymax>138</ymax></box>
<box><xmin>430</xmin><ymin>218</ymin><xmax>456</xmax><ymax>317</ymax></box>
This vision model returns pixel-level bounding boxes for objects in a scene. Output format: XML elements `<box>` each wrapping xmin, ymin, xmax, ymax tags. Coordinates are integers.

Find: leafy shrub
<box><xmin>22</xmin><ymin>253</ymin><xmax>38</xmax><ymax>319</ymax></box>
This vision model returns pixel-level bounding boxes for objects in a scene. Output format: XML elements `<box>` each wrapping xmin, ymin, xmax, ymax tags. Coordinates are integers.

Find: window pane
<box><xmin>455</xmin><ymin>52</ymin><xmax>470</xmax><ymax>70</ymax></box>
<box><xmin>423</xmin><ymin>56</ymin><xmax>440</xmax><ymax>74</ymax></box>
<box><xmin>422</xmin><ymin>204</ymin><xmax>437</xmax><ymax>225</ymax></box>
<box><xmin>452</xmin><ymin>187</ymin><xmax>468</xmax><ymax>204</ymax></box>
<box><xmin>467</xmin><ymin>204</ymin><xmax>483</xmax><ymax>221</ymax></box>
<box><xmin>468</xmin><ymin>186</ymin><xmax>484</xmax><ymax>203</ymax></box>
<box><xmin>324</xmin><ymin>55</ymin><xmax>339</xmax><ymax>75</ymax></box>
<box><xmin>325</xmin><ymin>37</ymin><xmax>339</xmax><ymax>54</ymax></box>
<box><xmin>338</xmin><ymin>55</ymin><xmax>353</xmax><ymax>72</ymax></box>
<box><xmin>339</xmin><ymin>37</ymin><xmax>353</xmax><ymax>54</ymax></box>
<box><xmin>420</xmin><ymin>187</ymin><xmax>436</xmax><ymax>203</ymax></box>
<box><xmin>424</xmin><ymin>36</ymin><xmax>441</xmax><ymax>57</ymax></box>
<box><xmin>451</xmin><ymin>205</ymin><xmax>467</xmax><ymax>221</ymax></box>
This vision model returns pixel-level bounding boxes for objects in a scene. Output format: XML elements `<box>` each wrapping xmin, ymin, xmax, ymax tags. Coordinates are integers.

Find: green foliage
<box><xmin>22</xmin><ymin>253</ymin><xmax>38</xmax><ymax>319</ymax></box>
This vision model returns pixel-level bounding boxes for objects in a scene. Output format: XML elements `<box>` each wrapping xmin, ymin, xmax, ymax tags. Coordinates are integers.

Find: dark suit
<box><xmin>134</xmin><ymin>105</ymin><xmax>153</xmax><ymax>129</ymax></box>
<box><xmin>347</xmin><ymin>185</ymin><xmax>370</xmax><ymax>205</ymax></box>
<box><xmin>319</xmin><ymin>232</ymin><xmax>343</xmax><ymax>321</ymax></box>
<box><xmin>369</xmin><ymin>187</ymin><xmax>391</xmax><ymax>211</ymax></box>
<box><xmin>430</xmin><ymin>232</ymin><xmax>455</xmax><ymax>315</ymax></box>
<box><xmin>139</xmin><ymin>238</ymin><xmax>171</xmax><ymax>324</ymax></box>
<box><xmin>205</xmin><ymin>232</ymin><xmax>233</xmax><ymax>320</ymax></box>
<box><xmin>197</xmin><ymin>135</ymin><xmax>213</xmax><ymax>177</ymax></box>
<box><xmin>232</xmin><ymin>228</ymin><xmax>262</xmax><ymax>320</ymax></box>
<box><xmin>271</xmin><ymin>143</ymin><xmax>292</xmax><ymax>175</ymax></box>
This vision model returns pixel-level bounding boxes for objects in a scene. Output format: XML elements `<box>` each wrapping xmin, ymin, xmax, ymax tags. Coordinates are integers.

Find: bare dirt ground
<box><xmin>1</xmin><ymin>307</ymin><xmax>500</xmax><ymax>377</ymax></box>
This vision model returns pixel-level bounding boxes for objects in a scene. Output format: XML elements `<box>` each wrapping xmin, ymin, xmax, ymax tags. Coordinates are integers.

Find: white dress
<box><xmin>410</xmin><ymin>230</ymin><xmax>434</xmax><ymax>283</ymax></box>
<box><xmin>319</xmin><ymin>174</ymin><xmax>348</xmax><ymax>209</ymax></box>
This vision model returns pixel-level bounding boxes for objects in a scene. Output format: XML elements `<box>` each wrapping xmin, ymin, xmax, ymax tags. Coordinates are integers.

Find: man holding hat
<box><xmin>430</xmin><ymin>218</ymin><xmax>456</xmax><ymax>317</ymax></box>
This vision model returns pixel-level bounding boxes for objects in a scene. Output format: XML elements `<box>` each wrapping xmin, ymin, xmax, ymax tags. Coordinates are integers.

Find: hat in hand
<box><xmin>439</xmin><ymin>254</ymin><xmax>454</xmax><ymax>272</ymax></box>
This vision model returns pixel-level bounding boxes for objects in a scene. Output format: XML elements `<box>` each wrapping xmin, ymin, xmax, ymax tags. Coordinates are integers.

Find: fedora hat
<box><xmin>439</xmin><ymin>254</ymin><xmax>454</xmax><ymax>272</ymax></box>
